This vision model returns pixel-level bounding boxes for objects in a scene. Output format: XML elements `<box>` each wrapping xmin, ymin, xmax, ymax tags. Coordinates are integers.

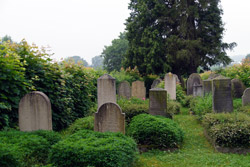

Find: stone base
<box><xmin>204</xmin><ymin>130</ymin><xmax>250</xmax><ymax>155</ymax></box>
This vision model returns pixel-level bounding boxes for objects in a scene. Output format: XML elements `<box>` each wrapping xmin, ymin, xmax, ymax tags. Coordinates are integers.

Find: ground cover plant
<box><xmin>49</xmin><ymin>130</ymin><xmax>138</xmax><ymax>167</ymax></box>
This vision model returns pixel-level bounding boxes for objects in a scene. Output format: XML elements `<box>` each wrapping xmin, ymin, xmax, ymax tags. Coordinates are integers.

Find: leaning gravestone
<box><xmin>187</xmin><ymin>73</ymin><xmax>202</xmax><ymax>96</ymax></box>
<box><xmin>242</xmin><ymin>88</ymin><xmax>250</xmax><ymax>106</ymax></box>
<box><xmin>149</xmin><ymin>88</ymin><xmax>167</xmax><ymax>117</ymax></box>
<box><xmin>203</xmin><ymin>79</ymin><xmax>212</xmax><ymax>96</ymax></box>
<box><xmin>97</xmin><ymin>74</ymin><xmax>116</xmax><ymax>108</ymax></box>
<box><xmin>19</xmin><ymin>91</ymin><xmax>52</xmax><ymax>131</ymax></box>
<box><xmin>131</xmin><ymin>80</ymin><xmax>146</xmax><ymax>99</ymax></box>
<box><xmin>193</xmin><ymin>83</ymin><xmax>203</xmax><ymax>97</ymax></box>
<box><xmin>118</xmin><ymin>81</ymin><xmax>131</xmax><ymax>99</ymax></box>
<box><xmin>212</xmin><ymin>76</ymin><xmax>233</xmax><ymax>113</ymax></box>
<box><xmin>151</xmin><ymin>79</ymin><xmax>161</xmax><ymax>89</ymax></box>
<box><xmin>94</xmin><ymin>102</ymin><xmax>125</xmax><ymax>134</ymax></box>
<box><xmin>165</xmin><ymin>72</ymin><xmax>176</xmax><ymax>100</ymax></box>
<box><xmin>231</xmin><ymin>78</ymin><xmax>246</xmax><ymax>98</ymax></box>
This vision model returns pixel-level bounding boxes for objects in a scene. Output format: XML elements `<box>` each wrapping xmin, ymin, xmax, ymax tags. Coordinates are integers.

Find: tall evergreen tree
<box><xmin>124</xmin><ymin>0</ymin><xmax>236</xmax><ymax>76</ymax></box>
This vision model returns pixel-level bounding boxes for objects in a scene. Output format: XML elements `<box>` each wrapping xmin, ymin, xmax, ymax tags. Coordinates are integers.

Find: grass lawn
<box><xmin>134</xmin><ymin>108</ymin><xmax>250</xmax><ymax>167</ymax></box>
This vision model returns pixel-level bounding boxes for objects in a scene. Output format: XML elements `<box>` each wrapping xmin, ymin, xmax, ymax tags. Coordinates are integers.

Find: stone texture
<box><xmin>208</xmin><ymin>73</ymin><xmax>221</xmax><ymax>80</ymax></box>
<box><xmin>118</xmin><ymin>81</ymin><xmax>131</xmax><ymax>99</ymax></box>
<box><xmin>203</xmin><ymin>79</ymin><xmax>212</xmax><ymax>95</ymax></box>
<box><xmin>231</xmin><ymin>78</ymin><xmax>246</xmax><ymax>98</ymax></box>
<box><xmin>193</xmin><ymin>83</ymin><xmax>203</xmax><ymax>97</ymax></box>
<box><xmin>94</xmin><ymin>102</ymin><xmax>125</xmax><ymax>134</ymax></box>
<box><xmin>164</xmin><ymin>72</ymin><xmax>176</xmax><ymax>100</ymax></box>
<box><xmin>97</xmin><ymin>74</ymin><xmax>116</xmax><ymax>108</ymax></box>
<box><xmin>242</xmin><ymin>88</ymin><xmax>250</xmax><ymax>106</ymax></box>
<box><xmin>149</xmin><ymin>88</ymin><xmax>167</xmax><ymax>117</ymax></box>
<box><xmin>173</xmin><ymin>74</ymin><xmax>180</xmax><ymax>83</ymax></box>
<box><xmin>131</xmin><ymin>80</ymin><xmax>146</xmax><ymax>99</ymax></box>
<box><xmin>212</xmin><ymin>77</ymin><xmax>233</xmax><ymax>113</ymax></box>
<box><xmin>19</xmin><ymin>91</ymin><xmax>52</xmax><ymax>131</ymax></box>
<box><xmin>187</xmin><ymin>73</ymin><xmax>202</xmax><ymax>95</ymax></box>
<box><xmin>151</xmin><ymin>79</ymin><xmax>161</xmax><ymax>89</ymax></box>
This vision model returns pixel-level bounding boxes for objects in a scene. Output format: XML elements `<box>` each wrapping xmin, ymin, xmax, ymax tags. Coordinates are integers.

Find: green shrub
<box><xmin>49</xmin><ymin>130</ymin><xmax>138</xmax><ymax>167</ymax></box>
<box><xmin>238</xmin><ymin>105</ymin><xmax>250</xmax><ymax>114</ymax></box>
<box><xmin>233</xmin><ymin>98</ymin><xmax>243</xmax><ymax>112</ymax></box>
<box><xmin>127</xmin><ymin>114</ymin><xmax>184</xmax><ymax>148</ymax></box>
<box><xmin>167</xmin><ymin>100</ymin><xmax>181</xmax><ymax>116</ymax></box>
<box><xmin>0</xmin><ymin>143</ymin><xmax>20</xmax><ymax>167</ymax></box>
<box><xmin>0</xmin><ymin>130</ymin><xmax>50</xmax><ymax>166</ymax></box>
<box><xmin>190</xmin><ymin>94</ymin><xmax>212</xmax><ymax>120</ymax></box>
<box><xmin>30</xmin><ymin>130</ymin><xmax>61</xmax><ymax>145</ymax></box>
<box><xmin>65</xmin><ymin>116</ymin><xmax>94</xmax><ymax>135</ymax></box>
<box><xmin>176</xmin><ymin>84</ymin><xmax>186</xmax><ymax>105</ymax></box>
<box><xmin>121</xmin><ymin>104</ymin><xmax>149</xmax><ymax>124</ymax></box>
<box><xmin>181</xmin><ymin>95</ymin><xmax>193</xmax><ymax>107</ymax></box>
<box><xmin>202</xmin><ymin>113</ymin><xmax>250</xmax><ymax>148</ymax></box>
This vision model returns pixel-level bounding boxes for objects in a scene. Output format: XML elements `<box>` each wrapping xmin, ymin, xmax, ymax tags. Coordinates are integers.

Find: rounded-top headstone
<box><xmin>19</xmin><ymin>91</ymin><xmax>52</xmax><ymax>131</ymax></box>
<box><xmin>151</xmin><ymin>79</ymin><xmax>162</xmax><ymax>89</ymax></box>
<box><xmin>242</xmin><ymin>88</ymin><xmax>250</xmax><ymax>106</ymax></box>
<box><xmin>118</xmin><ymin>81</ymin><xmax>131</xmax><ymax>99</ymax></box>
<box><xmin>231</xmin><ymin>78</ymin><xmax>246</xmax><ymax>98</ymax></box>
<box><xmin>97</xmin><ymin>74</ymin><xmax>116</xmax><ymax>108</ymax></box>
<box><xmin>187</xmin><ymin>73</ymin><xmax>202</xmax><ymax>95</ymax></box>
<box><xmin>94</xmin><ymin>102</ymin><xmax>125</xmax><ymax>134</ymax></box>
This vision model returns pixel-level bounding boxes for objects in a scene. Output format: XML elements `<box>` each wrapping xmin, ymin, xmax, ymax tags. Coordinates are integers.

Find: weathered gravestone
<box><xmin>208</xmin><ymin>73</ymin><xmax>221</xmax><ymax>80</ymax></box>
<box><xmin>149</xmin><ymin>88</ymin><xmax>167</xmax><ymax>117</ymax></box>
<box><xmin>173</xmin><ymin>74</ymin><xmax>180</xmax><ymax>83</ymax></box>
<box><xmin>165</xmin><ymin>72</ymin><xmax>176</xmax><ymax>100</ymax></box>
<box><xmin>242</xmin><ymin>88</ymin><xmax>250</xmax><ymax>106</ymax></box>
<box><xmin>97</xmin><ymin>74</ymin><xmax>116</xmax><ymax>108</ymax></box>
<box><xmin>131</xmin><ymin>80</ymin><xmax>146</xmax><ymax>99</ymax></box>
<box><xmin>94</xmin><ymin>102</ymin><xmax>125</xmax><ymax>134</ymax></box>
<box><xmin>231</xmin><ymin>78</ymin><xmax>246</xmax><ymax>98</ymax></box>
<box><xmin>187</xmin><ymin>73</ymin><xmax>202</xmax><ymax>96</ymax></box>
<box><xmin>151</xmin><ymin>79</ymin><xmax>161</xmax><ymax>89</ymax></box>
<box><xmin>19</xmin><ymin>91</ymin><xmax>52</xmax><ymax>131</ymax></box>
<box><xmin>212</xmin><ymin>76</ymin><xmax>233</xmax><ymax>113</ymax></box>
<box><xmin>118</xmin><ymin>81</ymin><xmax>131</xmax><ymax>99</ymax></box>
<box><xmin>193</xmin><ymin>83</ymin><xmax>203</xmax><ymax>97</ymax></box>
<box><xmin>203</xmin><ymin>79</ymin><xmax>212</xmax><ymax>96</ymax></box>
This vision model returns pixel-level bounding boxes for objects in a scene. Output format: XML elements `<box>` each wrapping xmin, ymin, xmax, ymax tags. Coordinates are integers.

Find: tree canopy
<box><xmin>124</xmin><ymin>0</ymin><xmax>236</xmax><ymax>76</ymax></box>
<box><xmin>91</xmin><ymin>55</ymin><xmax>104</xmax><ymax>69</ymax></box>
<box><xmin>64</xmin><ymin>56</ymin><xmax>89</xmax><ymax>67</ymax></box>
<box><xmin>102</xmin><ymin>32</ymin><xmax>128</xmax><ymax>72</ymax></box>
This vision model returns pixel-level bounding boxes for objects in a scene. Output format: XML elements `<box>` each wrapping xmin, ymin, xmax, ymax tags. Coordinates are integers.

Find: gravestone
<box><xmin>212</xmin><ymin>76</ymin><xmax>233</xmax><ymax>113</ymax></box>
<box><xmin>203</xmin><ymin>79</ymin><xmax>212</xmax><ymax>95</ymax></box>
<box><xmin>173</xmin><ymin>74</ymin><xmax>180</xmax><ymax>83</ymax></box>
<box><xmin>208</xmin><ymin>73</ymin><xmax>220</xmax><ymax>80</ymax></box>
<box><xmin>151</xmin><ymin>79</ymin><xmax>161</xmax><ymax>89</ymax></box>
<box><xmin>97</xmin><ymin>74</ymin><xmax>116</xmax><ymax>108</ymax></box>
<box><xmin>164</xmin><ymin>72</ymin><xmax>176</xmax><ymax>100</ymax></box>
<box><xmin>187</xmin><ymin>73</ymin><xmax>202</xmax><ymax>95</ymax></box>
<box><xmin>231</xmin><ymin>79</ymin><xmax>246</xmax><ymax>98</ymax></box>
<box><xmin>131</xmin><ymin>80</ymin><xmax>146</xmax><ymax>99</ymax></box>
<box><xmin>94</xmin><ymin>102</ymin><xmax>125</xmax><ymax>134</ymax></box>
<box><xmin>149</xmin><ymin>88</ymin><xmax>167</xmax><ymax>117</ymax></box>
<box><xmin>19</xmin><ymin>91</ymin><xmax>52</xmax><ymax>131</ymax></box>
<box><xmin>118</xmin><ymin>81</ymin><xmax>131</xmax><ymax>99</ymax></box>
<box><xmin>242</xmin><ymin>88</ymin><xmax>250</xmax><ymax>106</ymax></box>
<box><xmin>193</xmin><ymin>83</ymin><xmax>203</xmax><ymax>97</ymax></box>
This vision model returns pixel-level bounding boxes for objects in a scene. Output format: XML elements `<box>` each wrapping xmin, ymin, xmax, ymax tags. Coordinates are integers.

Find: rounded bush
<box><xmin>127</xmin><ymin>114</ymin><xmax>184</xmax><ymax>148</ymax></box>
<box><xmin>65</xmin><ymin>116</ymin><xmax>94</xmax><ymax>135</ymax></box>
<box><xmin>30</xmin><ymin>130</ymin><xmax>62</xmax><ymax>145</ymax></box>
<box><xmin>49</xmin><ymin>130</ymin><xmax>138</xmax><ymax>167</ymax></box>
<box><xmin>0</xmin><ymin>143</ymin><xmax>20</xmax><ymax>167</ymax></box>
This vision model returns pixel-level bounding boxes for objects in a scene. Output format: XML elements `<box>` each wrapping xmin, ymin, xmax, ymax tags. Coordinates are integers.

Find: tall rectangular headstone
<box><xmin>19</xmin><ymin>91</ymin><xmax>52</xmax><ymax>131</ymax></box>
<box><xmin>131</xmin><ymin>81</ymin><xmax>146</xmax><ymax>99</ymax></box>
<box><xmin>212</xmin><ymin>77</ymin><xmax>233</xmax><ymax>113</ymax></box>
<box><xmin>164</xmin><ymin>72</ymin><xmax>176</xmax><ymax>100</ymax></box>
<box><xmin>94</xmin><ymin>102</ymin><xmax>125</xmax><ymax>134</ymax></box>
<box><xmin>231</xmin><ymin>78</ymin><xmax>246</xmax><ymax>98</ymax></box>
<box><xmin>203</xmin><ymin>79</ymin><xmax>212</xmax><ymax>96</ymax></box>
<box><xmin>242</xmin><ymin>88</ymin><xmax>250</xmax><ymax>106</ymax></box>
<box><xmin>97</xmin><ymin>74</ymin><xmax>116</xmax><ymax>108</ymax></box>
<box><xmin>118</xmin><ymin>81</ymin><xmax>131</xmax><ymax>99</ymax></box>
<box><xmin>149</xmin><ymin>88</ymin><xmax>167</xmax><ymax>117</ymax></box>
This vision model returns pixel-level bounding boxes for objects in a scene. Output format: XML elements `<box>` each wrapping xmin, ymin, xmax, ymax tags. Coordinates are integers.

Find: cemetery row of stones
<box><xmin>0</xmin><ymin>73</ymin><xmax>184</xmax><ymax>167</ymax></box>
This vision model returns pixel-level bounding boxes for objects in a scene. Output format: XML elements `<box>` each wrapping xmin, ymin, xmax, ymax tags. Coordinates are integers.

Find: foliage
<box><xmin>0</xmin><ymin>143</ymin><xmax>20</xmax><ymax>167</ymax></box>
<box><xmin>65</xmin><ymin>116</ymin><xmax>94</xmax><ymax>135</ymax></box>
<box><xmin>30</xmin><ymin>130</ymin><xmax>62</xmax><ymax>146</ymax></box>
<box><xmin>0</xmin><ymin>130</ymin><xmax>51</xmax><ymax>166</ymax></box>
<box><xmin>190</xmin><ymin>94</ymin><xmax>212</xmax><ymax>120</ymax></box>
<box><xmin>238</xmin><ymin>105</ymin><xmax>250</xmax><ymax>115</ymax></box>
<box><xmin>245</xmin><ymin>53</ymin><xmax>250</xmax><ymax>60</ymax></box>
<box><xmin>218</xmin><ymin>58</ymin><xmax>250</xmax><ymax>87</ymax></box>
<box><xmin>64</xmin><ymin>55</ymin><xmax>89</xmax><ymax>67</ymax></box>
<box><xmin>1</xmin><ymin>35</ymin><xmax>13</xmax><ymax>43</ymax></box>
<box><xmin>144</xmin><ymin>74</ymin><xmax>159</xmax><ymax>97</ymax></box>
<box><xmin>127</xmin><ymin>114</ymin><xmax>184</xmax><ymax>148</ymax></box>
<box><xmin>167</xmin><ymin>100</ymin><xmax>181</xmax><ymax>116</ymax></box>
<box><xmin>202</xmin><ymin>113</ymin><xmax>250</xmax><ymax>148</ymax></box>
<box><xmin>102</xmin><ymin>32</ymin><xmax>128</xmax><ymax>72</ymax></box>
<box><xmin>200</xmin><ymin>71</ymin><xmax>213</xmax><ymax>80</ymax></box>
<box><xmin>49</xmin><ymin>130</ymin><xmax>138</xmax><ymax>167</ymax></box>
<box><xmin>176</xmin><ymin>84</ymin><xmax>186</xmax><ymax>105</ymax></box>
<box><xmin>233</xmin><ymin>98</ymin><xmax>242</xmax><ymax>112</ymax></box>
<box><xmin>124</xmin><ymin>0</ymin><xmax>235</xmax><ymax>76</ymax></box>
<box><xmin>91</xmin><ymin>55</ymin><xmax>103</xmax><ymax>69</ymax></box>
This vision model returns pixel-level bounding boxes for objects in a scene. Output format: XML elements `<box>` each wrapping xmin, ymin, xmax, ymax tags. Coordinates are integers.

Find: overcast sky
<box><xmin>1</xmin><ymin>0</ymin><xmax>250</xmax><ymax>64</ymax></box>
